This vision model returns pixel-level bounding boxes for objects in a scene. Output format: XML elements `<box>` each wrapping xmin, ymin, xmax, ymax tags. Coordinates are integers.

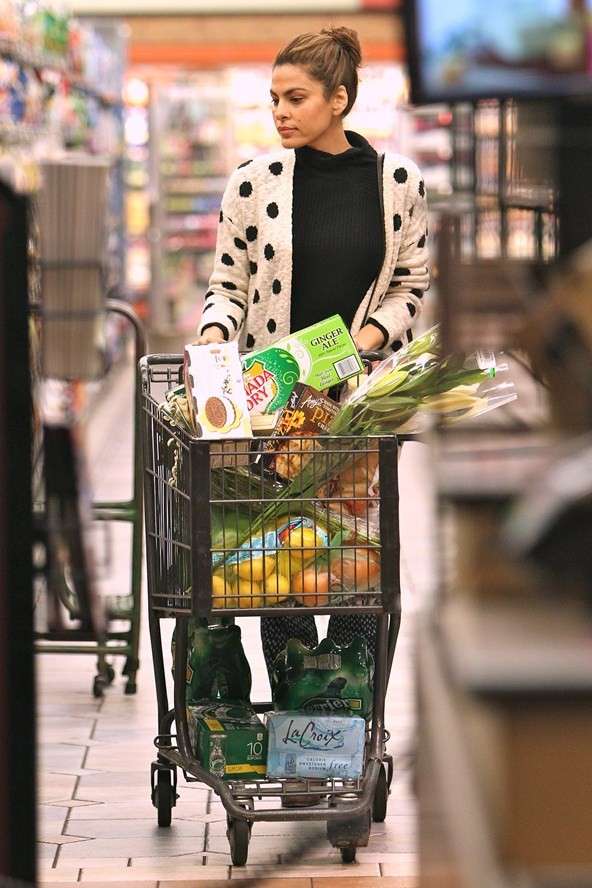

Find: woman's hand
<box><xmin>193</xmin><ymin>327</ymin><xmax>226</xmax><ymax>345</ymax></box>
<box><xmin>354</xmin><ymin>324</ymin><xmax>385</xmax><ymax>353</ymax></box>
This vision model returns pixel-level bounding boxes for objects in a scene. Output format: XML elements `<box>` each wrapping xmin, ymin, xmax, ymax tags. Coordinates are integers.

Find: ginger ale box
<box><xmin>187</xmin><ymin>700</ymin><xmax>267</xmax><ymax>781</ymax></box>
<box><xmin>184</xmin><ymin>343</ymin><xmax>252</xmax><ymax>439</ymax></box>
<box><xmin>266</xmin><ymin>712</ymin><xmax>365</xmax><ymax>779</ymax></box>
<box><xmin>242</xmin><ymin>315</ymin><xmax>364</xmax><ymax>415</ymax></box>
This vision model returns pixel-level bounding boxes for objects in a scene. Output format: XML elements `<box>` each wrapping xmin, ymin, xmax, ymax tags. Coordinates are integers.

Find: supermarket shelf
<box><xmin>0</xmin><ymin>121</ymin><xmax>46</xmax><ymax>145</ymax></box>
<box><xmin>0</xmin><ymin>36</ymin><xmax>121</xmax><ymax>108</ymax></box>
<box><xmin>438</xmin><ymin>598</ymin><xmax>592</xmax><ymax>699</ymax></box>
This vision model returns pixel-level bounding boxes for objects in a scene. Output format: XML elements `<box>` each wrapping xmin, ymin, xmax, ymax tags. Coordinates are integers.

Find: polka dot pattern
<box><xmin>239</xmin><ymin>181</ymin><xmax>253</xmax><ymax>198</ymax></box>
<box><xmin>417</xmin><ymin>234</ymin><xmax>426</xmax><ymax>248</ymax></box>
<box><xmin>406</xmin><ymin>329</ymin><xmax>414</xmax><ymax>343</ymax></box>
<box><xmin>250</xmin><ymin>261</ymin><xmax>258</xmax><ymax>275</ymax></box>
<box><xmin>411</xmin><ymin>288</ymin><xmax>424</xmax><ymax>298</ymax></box>
<box><xmin>395</xmin><ymin>267</ymin><xmax>411</xmax><ymax>276</ymax></box>
<box><xmin>246</xmin><ymin>225</ymin><xmax>258</xmax><ymax>242</ymax></box>
<box><xmin>219</xmin><ymin>210</ymin><xmax>223</xmax><ymax>223</ymax></box>
<box><xmin>264</xmin><ymin>244</ymin><xmax>275</xmax><ymax>261</ymax></box>
<box><xmin>392</xmin><ymin>340</ymin><xmax>403</xmax><ymax>352</ymax></box>
<box><xmin>267</xmin><ymin>318</ymin><xmax>277</xmax><ymax>334</ymax></box>
<box><xmin>222</xmin><ymin>281</ymin><xmax>237</xmax><ymax>290</ymax></box>
<box><xmin>407</xmin><ymin>302</ymin><xmax>417</xmax><ymax>318</ymax></box>
<box><xmin>269</xmin><ymin>161</ymin><xmax>283</xmax><ymax>175</ymax></box>
<box><xmin>409</xmin><ymin>206</ymin><xmax>414</xmax><ymax>218</ymax></box>
<box><xmin>393</xmin><ymin>214</ymin><xmax>402</xmax><ymax>232</ymax></box>
<box><xmin>221</xmin><ymin>253</ymin><xmax>234</xmax><ymax>266</ymax></box>
<box><xmin>205</xmin><ymin>290</ymin><xmax>214</xmax><ymax>298</ymax></box>
<box><xmin>419</xmin><ymin>180</ymin><xmax>425</xmax><ymax>198</ymax></box>
<box><xmin>202</xmin><ymin>302</ymin><xmax>213</xmax><ymax>312</ymax></box>
<box><xmin>267</xmin><ymin>202</ymin><xmax>279</xmax><ymax>219</ymax></box>
<box><xmin>253</xmin><ymin>289</ymin><xmax>260</xmax><ymax>304</ymax></box>
<box><xmin>238</xmin><ymin>159</ymin><xmax>252</xmax><ymax>169</ymax></box>
<box><xmin>234</xmin><ymin>237</ymin><xmax>247</xmax><ymax>250</ymax></box>
<box><xmin>246</xmin><ymin>333</ymin><xmax>255</xmax><ymax>349</ymax></box>
<box><xmin>272</xmin><ymin>279</ymin><xmax>282</xmax><ymax>295</ymax></box>
<box><xmin>394</xmin><ymin>167</ymin><xmax>408</xmax><ymax>184</ymax></box>
<box><xmin>227</xmin><ymin>315</ymin><xmax>238</xmax><ymax>330</ymax></box>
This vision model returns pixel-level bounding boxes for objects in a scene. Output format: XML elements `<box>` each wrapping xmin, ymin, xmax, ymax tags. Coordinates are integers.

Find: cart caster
<box><xmin>124</xmin><ymin>677</ymin><xmax>137</xmax><ymax>695</ymax></box>
<box><xmin>227</xmin><ymin>818</ymin><xmax>250</xmax><ymax>866</ymax></box>
<box><xmin>372</xmin><ymin>764</ymin><xmax>389</xmax><ymax>823</ymax></box>
<box><xmin>327</xmin><ymin>809</ymin><xmax>371</xmax><ymax>855</ymax></box>
<box><xmin>341</xmin><ymin>846</ymin><xmax>357</xmax><ymax>864</ymax></box>
<box><xmin>153</xmin><ymin>771</ymin><xmax>176</xmax><ymax>828</ymax></box>
<box><xmin>92</xmin><ymin>674</ymin><xmax>106</xmax><ymax>698</ymax></box>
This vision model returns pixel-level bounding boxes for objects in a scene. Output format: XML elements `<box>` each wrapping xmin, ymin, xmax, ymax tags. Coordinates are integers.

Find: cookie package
<box><xmin>184</xmin><ymin>343</ymin><xmax>253</xmax><ymax>439</ymax></box>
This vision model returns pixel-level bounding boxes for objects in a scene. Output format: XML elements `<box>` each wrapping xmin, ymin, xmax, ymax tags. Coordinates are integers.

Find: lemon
<box><xmin>211</xmin><ymin>573</ymin><xmax>237</xmax><ymax>608</ymax></box>
<box><xmin>263</xmin><ymin>572</ymin><xmax>291</xmax><ymax>604</ymax></box>
<box><xmin>277</xmin><ymin>549</ymin><xmax>301</xmax><ymax>577</ymax></box>
<box><xmin>285</xmin><ymin>526</ymin><xmax>323</xmax><ymax>562</ymax></box>
<box><xmin>236</xmin><ymin>576</ymin><xmax>263</xmax><ymax>609</ymax></box>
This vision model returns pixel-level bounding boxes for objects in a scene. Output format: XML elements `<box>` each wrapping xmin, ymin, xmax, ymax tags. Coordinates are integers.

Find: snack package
<box><xmin>260</xmin><ymin>383</ymin><xmax>341</xmax><ymax>480</ymax></box>
<box><xmin>184</xmin><ymin>342</ymin><xmax>252</xmax><ymax>439</ymax></box>
<box><xmin>187</xmin><ymin>700</ymin><xmax>267</xmax><ymax>780</ymax></box>
<box><xmin>172</xmin><ymin>621</ymin><xmax>252</xmax><ymax>704</ymax></box>
<box><xmin>242</xmin><ymin>315</ymin><xmax>364</xmax><ymax>415</ymax></box>
<box><xmin>266</xmin><ymin>712</ymin><xmax>365</xmax><ymax>779</ymax></box>
<box><xmin>271</xmin><ymin>636</ymin><xmax>374</xmax><ymax>719</ymax></box>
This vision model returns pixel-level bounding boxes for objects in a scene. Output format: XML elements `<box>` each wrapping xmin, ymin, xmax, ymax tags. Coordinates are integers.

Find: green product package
<box><xmin>187</xmin><ymin>700</ymin><xmax>267</xmax><ymax>780</ymax></box>
<box><xmin>172</xmin><ymin>622</ymin><xmax>252</xmax><ymax>705</ymax></box>
<box><xmin>271</xmin><ymin>636</ymin><xmax>374</xmax><ymax>720</ymax></box>
<box><xmin>242</xmin><ymin>315</ymin><xmax>364</xmax><ymax>415</ymax></box>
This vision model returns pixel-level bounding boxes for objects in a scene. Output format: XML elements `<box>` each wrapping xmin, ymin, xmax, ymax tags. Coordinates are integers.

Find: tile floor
<box><xmin>37</xmin><ymin>357</ymin><xmax>436</xmax><ymax>887</ymax></box>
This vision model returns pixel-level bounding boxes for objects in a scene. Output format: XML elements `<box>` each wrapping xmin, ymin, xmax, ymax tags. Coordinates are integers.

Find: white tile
<box><xmin>229</xmin><ymin>862</ymin><xmax>380</xmax><ymax>878</ymax></box>
<box><xmin>65</xmin><ymin>820</ymin><xmax>206</xmax><ymax>839</ymax></box>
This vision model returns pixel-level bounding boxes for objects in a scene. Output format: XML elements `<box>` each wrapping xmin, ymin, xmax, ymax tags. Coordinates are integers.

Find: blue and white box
<box><xmin>266</xmin><ymin>712</ymin><xmax>365</xmax><ymax>779</ymax></box>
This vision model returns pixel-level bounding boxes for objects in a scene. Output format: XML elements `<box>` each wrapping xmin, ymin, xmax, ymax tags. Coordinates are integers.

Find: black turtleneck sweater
<box><xmin>290</xmin><ymin>131</ymin><xmax>384</xmax><ymax>335</ymax></box>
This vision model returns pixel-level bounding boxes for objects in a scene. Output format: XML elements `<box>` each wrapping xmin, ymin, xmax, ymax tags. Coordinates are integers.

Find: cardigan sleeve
<box><xmin>367</xmin><ymin>173</ymin><xmax>430</xmax><ymax>350</ymax></box>
<box><xmin>196</xmin><ymin>166</ymin><xmax>251</xmax><ymax>341</ymax></box>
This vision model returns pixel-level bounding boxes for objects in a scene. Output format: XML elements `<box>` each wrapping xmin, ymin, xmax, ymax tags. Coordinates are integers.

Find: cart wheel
<box><xmin>124</xmin><ymin>677</ymin><xmax>137</xmax><ymax>695</ymax></box>
<box><xmin>341</xmin><ymin>846</ymin><xmax>356</xmax><ymax>863</ymax></box>
<box><xmin>373</xmin><ymin>764</ymin><xmax>389</xmax><ymax>823</ymax></box>
<box><xmin>154</xmin><ymin>772</ymin><xmax>175</xmax><ymax>828</ymax></box>
<box><xmin>227</xmin><ymin>818</ymin><xmax>250</xmax><ymax>866</ymax></box>
<box><xmin>105</xmin><ymin>664</ymin><xmax>116</xmax><ymax>685</ymax></box>
<box><xmin>92</xmin><ymin>674</ymin><xmax>106</xmax><ymax>698</ymax></box>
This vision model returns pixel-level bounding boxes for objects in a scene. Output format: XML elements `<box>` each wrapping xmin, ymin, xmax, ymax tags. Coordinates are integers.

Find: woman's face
<box><xmin>270</xmin><ymin>64</ymin><xmax>346</xmax><ymax>149</ymax></box>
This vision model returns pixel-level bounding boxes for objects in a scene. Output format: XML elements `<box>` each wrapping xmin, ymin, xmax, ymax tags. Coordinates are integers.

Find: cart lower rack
<box><xmin>141</xmin><ymin>353</ymin><xmax>402</xmax><ymax>865</ymax></box>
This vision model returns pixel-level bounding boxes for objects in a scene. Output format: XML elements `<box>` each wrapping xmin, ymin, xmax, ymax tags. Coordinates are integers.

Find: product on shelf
<box><xmin>184</xmin><ymin>342</ymin><xmax>253</xmax><ymax>439</ymax></box>
<box><xmin>187</xmin><ymin>700</ymin><xmax>267</xmax><ymax>780</ymax></box>
<box><xmin>242</xmin><ymin>315</ymin><xmax>364</xmax><ymax>416</ymax></box>
<box><xmin>271</xmin><ymin>636</ymin><xmax>375</xmax><ymax>719</ymax></box>
<box><xmin>266</xmin><ymin>711</ymin><xmax>365</xmax><ymax>779</ymax></box>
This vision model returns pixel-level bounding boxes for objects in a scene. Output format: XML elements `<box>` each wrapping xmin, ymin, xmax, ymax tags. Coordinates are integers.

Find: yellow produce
<box><xmin>236</xmin><ymin>576</ymin><xmax>263</xmax><ymax>609</ymax></box>
<box><xmin>236</xmin><ymin>553</ymin><xmax>275</xmax><ymax>581</ymax></box>
<box><xmin>211</xmin><ymin>572</ymin><xmax>238</xmax><ymax>609</ymax></box>
<box><xmin>285</xmin><ymin>526</ymin><xmax>323</xmax><ymax>562</ymax></box>
<box><xmin>262</xmin><ymin>572</ymin><xmax>291</xmax><ymax>604</ymax></box>
<box><xmin>277</xmin><ymin>549</ymin><xmax>302</xmax><ymax>577</ymax></box>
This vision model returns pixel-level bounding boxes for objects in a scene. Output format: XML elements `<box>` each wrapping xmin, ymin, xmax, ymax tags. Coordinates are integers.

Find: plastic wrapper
<box><xmin>172</xmin><ymin>622</ymin><xmax>252</xmax><ymax>704</ymax></box>
<box><xmin>271</xmin><ymin>636</ymin><xmax>374</xmax><ymax>719</ymax></box>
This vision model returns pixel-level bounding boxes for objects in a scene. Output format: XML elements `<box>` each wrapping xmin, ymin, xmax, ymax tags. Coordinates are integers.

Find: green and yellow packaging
<box><xmin>187</xmin><ymin>700</ymin><xmax>267</xmax><ymax>780</ymax></box>
<box><xmin>242</xmin><ymin>315</ymin><xmax>364</xmax><ymax>415</ymax></box>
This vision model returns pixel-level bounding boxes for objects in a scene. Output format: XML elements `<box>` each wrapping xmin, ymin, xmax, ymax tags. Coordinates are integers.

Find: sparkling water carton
<box><xmin>266</xmin><ymin>712</ymin><xmax>365</xmax><ymax>779</ymax></box>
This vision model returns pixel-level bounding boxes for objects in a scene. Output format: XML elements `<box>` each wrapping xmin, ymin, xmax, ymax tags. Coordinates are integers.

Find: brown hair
<box><xmin>274</xmin><ymin>27</ymin><xmax>362</xmax><ymax>117</ymax></box>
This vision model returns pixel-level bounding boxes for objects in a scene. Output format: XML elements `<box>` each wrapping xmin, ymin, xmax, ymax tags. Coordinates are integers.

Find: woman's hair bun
<box><xmin>321</xmin><ymin>26</ymin><xmax>362</xmax><ymax>68</ymax></box>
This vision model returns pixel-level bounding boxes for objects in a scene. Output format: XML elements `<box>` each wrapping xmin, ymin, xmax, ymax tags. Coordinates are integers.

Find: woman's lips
<box><xmin>278</xmin><ymin>127</ymin><xmax>297</xmax><ymax>135</ymax></box>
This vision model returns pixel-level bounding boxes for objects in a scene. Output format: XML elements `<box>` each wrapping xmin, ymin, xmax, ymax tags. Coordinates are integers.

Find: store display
<box><xmin>266</xmin><ymin>712</ymin><xmax>365</xmax><ymax>780</ymax></box>
<box><xmin>242</xmin><ymin>316</ymin><xmax>364</xmax><ymax>415</ymax></box>
<box><xmin>272</xmin><ymin>637</ymin><xmax>374</xmax><ymax>720</ymax></box>
<box><xmin>173</xmin><ymin>622</ymin><xmax>252</xmax><ymax>705</ymax></box>
<box><xmin>184</xmin><ymin>342</ymin><xmax>253</xmax><ymax>440</ymax></box>
<box><xmin>187</xmin><ymin>700</ymin><xmax>267</xmax><ymax>780</ymax></box>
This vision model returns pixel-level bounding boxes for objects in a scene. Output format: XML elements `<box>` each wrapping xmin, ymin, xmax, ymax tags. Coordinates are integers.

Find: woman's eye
<box><xmin>270</xmin><ymin>98</ymin><xmax>278</xmax><ymax>106</ymax></box>
<box><xmin>291</xmin><ymin>97</ymin><xmax>303</xmax><ymax>104</ymax></box>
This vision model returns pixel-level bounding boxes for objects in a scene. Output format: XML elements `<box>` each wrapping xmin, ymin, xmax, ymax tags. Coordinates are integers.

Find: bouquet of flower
<box><xmin>330</xmin><ymin>325</ymin><xmax>517</xmax><ymax>437</ymax></box>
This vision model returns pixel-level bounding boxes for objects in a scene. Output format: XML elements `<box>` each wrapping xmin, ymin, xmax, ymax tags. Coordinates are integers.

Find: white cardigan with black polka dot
<box><xmin>197</xmin><ymin>148</ymin><xmax>429</xmax><ymax>352</ymax></box>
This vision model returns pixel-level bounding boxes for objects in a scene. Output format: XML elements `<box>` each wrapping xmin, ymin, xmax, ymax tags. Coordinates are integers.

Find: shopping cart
<box><xmin>140</xmin><ymin>353</ymin><xmax>402</xmax><ymax>866</ymax></box>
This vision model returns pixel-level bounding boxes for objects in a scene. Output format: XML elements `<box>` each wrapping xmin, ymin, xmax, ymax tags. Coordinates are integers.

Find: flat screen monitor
<box><xmin>405</xmin><ymin>0</ymin><xmax>592</xmax><ymax>103</ymax></box>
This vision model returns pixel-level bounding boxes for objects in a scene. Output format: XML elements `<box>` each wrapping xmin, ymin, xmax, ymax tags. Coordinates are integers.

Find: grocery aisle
<box><xmin>36</xmin><ymin>353</ymin><xmax>435</xmax><ymax>887</ymax></box>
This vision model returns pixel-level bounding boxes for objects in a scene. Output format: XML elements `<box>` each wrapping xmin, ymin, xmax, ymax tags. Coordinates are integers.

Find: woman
<box><xmin>196</xmin><ymin>27</ymin><xmax>429</xmax><ymax>678</ymax></box>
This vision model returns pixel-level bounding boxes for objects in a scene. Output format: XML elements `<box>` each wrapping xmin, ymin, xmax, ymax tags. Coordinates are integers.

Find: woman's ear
<box><xmin>332</xmin><ymin>85</ymin><xmax>348</xmax><ymax>116</ymax></box>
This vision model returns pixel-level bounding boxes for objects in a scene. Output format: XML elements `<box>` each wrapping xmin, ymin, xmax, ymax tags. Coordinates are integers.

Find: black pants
<box><xmin>260</xmin><ymin>613</ymin><xmax>377</xmax><ymax>674</ymax></box>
